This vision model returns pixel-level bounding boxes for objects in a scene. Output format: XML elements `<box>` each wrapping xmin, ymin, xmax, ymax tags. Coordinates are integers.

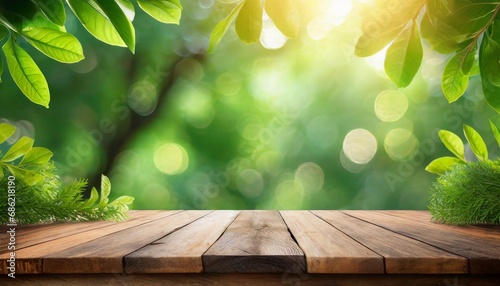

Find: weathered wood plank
<box><xmin>125</xmin><ymin>210</ymin><xmax>240</xmax><ymax>273</ymax></box>
<box><xmin>43</xmin><ymin>211</ymin><xmax>211</xmax><ymax>273</ymax></box>
<box><xmin>0</xmin><ymin>211</ymin><xmax>162</xmax><ymax>255</ymax></box>
<box><xmin>203</xmin><ymin>210</ymin><xmax>305</xmax><ymax>273</ymax></box>
<box><xmin>312</xmin><ymin>211</ymin><xmax>468</xmax><ymax>274</ymax></box>
<box><xmin>0</xmin><ymin>210</ymin><xmax>180</xmax><ymax>274</ymax></box>
<box><xmin>344</xmin><ymin>211</ymin><xmax>500</xmax><ymax>274</ymax></box>
<box><xmin>378</xmin><ymin>210</ymin><xmax>500</xmax><ymax>240</ymax></box>
<box><xmin>281</xmin><ymin>211</ymin><xmax>383</xmax><ymax>274</ymax></box>
<box><xmin>4</xmin><ymin>274</ymin><xmax>500</xmax><ymax>286</ymax></box>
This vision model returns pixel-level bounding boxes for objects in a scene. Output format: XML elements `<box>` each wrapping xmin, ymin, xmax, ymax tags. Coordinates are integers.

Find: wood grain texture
<box><xmin>0</xmin><ymin>211</ymin><xmax>180</xmax><ymax>274</ymax></box>
<box><xmin>378</xmin><ymin>210</ymin><xmax>500</xmax><ymax>240</ymax></box>
<box><xmin>125</xmin><ymin>211</ymin><xmax>240</xmax><ymax>273</ymax></box>
<box><xmin>312</xmin><ymin>211</ymin><xmax>468</xmax><ymax>274</ymax></box>
<box><xmin>344</xmin><ymin>211</ymin><xmax>500</xmax><ymax>274</ymax></box>
<box><xmin>203</xmin><ymin>210</ymin><xmax>306</xmax><ymax>273</ymax></box>
<box><xmin>42</xmin><ymin>211</ymin><xmax>211</xmax><ymax>274</ymax></box>
<box><xmin>3</xmin><ymin>274</ymin><xmax>500</xmax><ymax>286</ymax></box>
<box><xmin>281</xmin><ymin>211</ymin><xmax>383</xmax><ymax>274</ymax></box>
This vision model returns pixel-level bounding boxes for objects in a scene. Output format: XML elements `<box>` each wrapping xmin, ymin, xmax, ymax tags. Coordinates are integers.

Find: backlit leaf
<box><xmin>32</xmin><ymin>0</ymin><xmax>66</xmax><ymax>26</ymax></box>
<box><xmin>425</xmin><ymin>156</ymin><xmax>464</xmax><ymax>174</ymax></box>
<box><xmin>22</xmin><ymin>27</ymin><xmax>84</xmax><ymax>63</ymax></box>
<box><xmin>208</xmin><ymin>1</ymin><xmax>245</xmax><ymax>52</ymax></box>
<box><xmin>441</xmin><ymin>46</ymin><xmax>477</xmax><ymax>103</ymax></box>
<box><xmin>463</xmin><ymin>124</ymin><xmax>488</xmax><ymax>161</ymax></box>
<box><xmin>0</xmin><ymin>123</ymin><xmax>16</xmax><ymax>144</ymax></box>
<box><xmin>490</xmin><ymin>120</ymin><xmax>500</xmax><ymax>148</ymax></box>
<box><xmin>1</xmin><ymin>136</ymin><xmax>34</xmax><ymax>162</ymax></box>
<box><xmin>235</xmin><ymin>0</ymin><xmax>262</xmax><ymax>44</ymax></box>
<box><xmin>479</xmin><ymin>18</ymin><xmax>500</xmax><ymax>114</ymax></box>
<box><xmin>137</xmin><ymin>0</ymin><xmax>182</xmax><ymax>24</ymax></box>
<box><xmin>20</xmin><ymin>147</ymin><xmax>53</xmax><ymax>165</ymax></box>
<box><xmin>94</xmin><ymin>0</ymin><xmax>135</xmax><ymax>53</ymax></box>
<box><xmin>117</xmin><ymin>0</ymin><xmax>135</xmax><ymax>21</ymax></box>
<box><xmin>265</xmin><ymin>0</ymin><xmax>299</xmax><ymax>38</ymax></box>
<box><xmin>2</xmin><ymin>37</ymin><xmax>50</xmax><ymax>108</ymax></box>
<box><xmin>438</xmin><ymin>130</ymin><xmax>465</xmax><ymax>161</ymax></box>
<box><xmin>384</xmin><ymin>20</ymin><xmax>422</xmax><ymax>88</ymax></box>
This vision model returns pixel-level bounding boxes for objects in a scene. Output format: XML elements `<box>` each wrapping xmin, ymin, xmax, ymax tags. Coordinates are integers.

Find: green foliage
<box><xmin>356</xmin><ymin>0</ymin><xmax>500</xmax><ymax>113</ymax></box>
<box><xmin>429</xmin><ymin>160</ymin><xmax>500</xmax><ymax>225</ymax></box>
<box><xmin>0</xmin><ymin>0</ymin><xmax>182</xmax><ymax>108</ymax></box>
<box><xmin>426</xmin><ymin>123</ymin><xmax>500</xmax><ymax>225</ymax></box>
<box><xmin>0</xmin><ymin>123</ymin><xmax>134</xmax><ymax>224</ymax></box>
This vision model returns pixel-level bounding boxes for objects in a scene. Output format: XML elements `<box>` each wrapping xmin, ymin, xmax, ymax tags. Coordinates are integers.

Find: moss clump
<box><xmin>429</xmin><ymin>160</ymin><xmax>500</xmax><ymax>225</ymax></box>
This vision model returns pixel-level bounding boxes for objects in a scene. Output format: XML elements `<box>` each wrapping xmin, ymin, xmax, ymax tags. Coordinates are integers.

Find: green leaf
<box><xmin>137</xmin><ymin>0</ymin><xmax>182</xmax><ymax>24</ymax></box>
<box><xmin>235</xmin><ymin>0</ymin><xmax>262</xmax><ymax>44</ymax></box>
<box><xmin>384</xmin><ymin>20</ymin><xmax>422</xmax><ymax>88</ymax></box>
<box><xmin>0</xmin><ymin>123</ymin><xmax>16</xmax><ymax>144</ymax></box>
<box><xmin>438</xmin><ymin>130</ymin><xmax>465</xmax><ymax>161</ymax></box>
<box><xmin>264</xmin><ymin>0</ymin><xmax>299</xmax><ymax>38</ymax></box>
<box><xmin>117</xmin><ymin>0</ymin><xmax>136</xmax><ymax>21</ymax></box>
<box><xmin>99</xmin><ymin>175</ymin><xmax>111</xmax><ymax>204</ymax></box>
<box><xmin>490</xmin><ymin>120</ymin><xmax>500</xmax><ymax>148</ymax></box>
<box><xmin>93</xmin><ymin>0</ymin><xmax>136</xmax><ymax>53</ymax></box>
<box><xmin>355</xmin><ymin>0</ymin><xmax>426</xmax><ymax>57</ymax></box>
<box><xmin>2</xmin><ymin>37</ymin><xmax>50</xmax><ymax>108</ymax></box>
<box><xmin>2</xmin><ymin>136</ymin><xmax>34</xmax><ymax>162</ymax></box>
<box><xmin>0</xmin><ymin>166</ymin><xmax>3</xmax><ymax>181</ymax></box>
<box><xmin>463</xmin><ymin>124</ymin><xmax>488</xmax><ymax>161</ymax></box>
<box><xmin>20</xmin><ymin>147</ymin><xmax>53</xmax><ymax>165</ymax></box>
<box><xmin>479</xmin><ymin>18</ymin><xmax>500</xmax><ymax>114</ymax></box>
<box><xmin>83</xmin><ymin>187</ymin><xmax>99</xmax><ymax>208</ymax></box>
<box><xmin>6</xmin><ymin>165</ymin><xmax>43</xmax><ymax>185</ymax></box>
<box><xmin>425</xmin><ymin>156</ymin><xmax>464</xmax><ymax>174</ymax></box>
<box><xmin>32</xmin><ymin>0</ymin><xmax>66</xmax><ymax>26</ymax></box>
<box><xmin>208</xmin><ymin>1</ymin><xmax>245</xmax><ymax>53</ymax></box>
<box><xmin>22</xmin><ymin>27</ymin><xmax>84</xmax><ymax>63</ymax></box>
<box><xmin>0</xmin><ymin>25</ymin><xmax>7</xmax><ymax>40</ymax></box>
<box><xmin>66</xmin><ymin>0</ymin><xmax>126</xmax><ymax>48</ymax></box>
<box><xmin>110</xmin><ymin>195</ymin><xmax>134</xmax><ymax>205</ymax></box>
<box><xmin>441</xmin><ymin>46</ymin><xmax>477</xmax><ymax>103</ymax></box>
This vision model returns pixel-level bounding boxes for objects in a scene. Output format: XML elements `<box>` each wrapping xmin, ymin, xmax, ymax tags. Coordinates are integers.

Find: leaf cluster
<box><xmin>355</xmin><ymin>0</ymin><xmax>500</xmax><ymax>113</ymax></box>
<box><xmin>0</xmin><ymin>0</ymin><xmax>182</xmax><ymax>108</ymax></box>
<box><xmin>0</xmin><ymin>123</ymin><xmax>134</xmax><ymax>224</ymax></box>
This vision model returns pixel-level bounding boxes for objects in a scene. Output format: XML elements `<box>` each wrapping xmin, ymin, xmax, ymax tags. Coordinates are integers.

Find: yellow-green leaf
<box><xmin>0</xmin><ymin>123</ymin><xmax>16</xmax><ymax>144</ymax></box>
<box><xmin>384</xmin><ymin>20</ymin><xmax>422</xmax><ymax>88</ymax></box>
<box><xmin>7</xmin><ymin>165</ymin><xmax>43</xmax><ymax>185</ymax></box>
<box><xmin>22</xmin><ymin>27</ymin><xmax>85</xmax><ymax>63</ymax></box>
<box><xmin>438</xmin><ymin>130</ymin><xmax>465</xmax><ymax>161</ymax></box>
<box><xmin>479</xmin><ymin>18</ymin><xmax>500</xmax><ymax>114</ymax></box>
<box><xmin>463</xmin><ymin>124</ymin><xmax>488</xmax><ymax>161</ymax></box>
<box><xmin>264</xmin><ymin>0</ymin><xmax>299</xmax><ymax>38</ymax></box>
<box><xmin>1</xmin><ymin>136</ymin><xmax>34</xmax><ymax>162</ymax></box>
<box><xmin>490</xmin><ymin>120</ymin><xmax>500</xmax><ymax>148</ymax></box>
<box><xmin>235</xmin><ymin>0</ymin><xmax>262</xmax><ymax>44</ymax></box>
<box><xmin>137</xmin><ymin>0</ymin><xmax>182</xmax><ymax>24</ymax></box>
<box><xmin>94</xmin><ymin>0</ymin><xmax>135</xmax><ymax>53</ymax></box>
<box><xmin>425</xmin><ymin>156</ymin><xmax>464</xmax><ymax>174</ymax></box>
<box><xmin>441</xmin><ymin>46</ymin><xmax>477</xmax><ymax>103</ymax></box>
<box><xmin>208</xmin><ymin>1</ymin><xmax>245</xmax><ymax>52</ymax></box>
<box><xmin>32</xmin><ymin>0</ymin><xmax>66</xmax><ymax>26</ymax></box>
<box><xmin>2</xmin><ymin>37</ymin><xmax>50</xmax><ymax>108</ymax></box>
<box><xmin>100</xmin><ymin>174</ymin><xmax>111</xmax><ymax>203</ymax></box>
<box><xmin>117</xmin><ymin>0</ymin><xmax>135</xmax><ymax>21</ymax></box>
<box><xmin>20</xmin><ymin>147</ymin><xmax>53</xmax><ymax>165</ymax></box>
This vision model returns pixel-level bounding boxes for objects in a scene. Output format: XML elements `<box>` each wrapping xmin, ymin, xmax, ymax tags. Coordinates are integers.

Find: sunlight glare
<box><xmin>343</xmin><ymin>128</ymin><xmax>378</xmax><ymax>164</ymax></box>
<box><xmin>261</xmin><ymin>13</ymin><xmax>288</xmax><ymax>50</ymax></box>
<box><xmin>374</xmin><ymin>90</ymin><xmax>409</xmax><ymax>122</ymax></box>
<box><xmin>327</xmin><ymin>0</ymin><xmax>353</xmax><ymax>26</ymax></box>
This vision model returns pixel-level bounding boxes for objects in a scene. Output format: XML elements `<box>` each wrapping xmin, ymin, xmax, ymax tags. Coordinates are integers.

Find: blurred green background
<box><xmin>0</xmin><ymin>0</ymin><xmax>498</xmax><ymax>210</ymax></box>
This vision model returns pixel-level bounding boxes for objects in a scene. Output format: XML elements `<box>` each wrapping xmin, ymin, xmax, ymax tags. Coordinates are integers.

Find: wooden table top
<box><xmin>1</xmin><ymin>210</ymin><xmax>499</xmax><ymax>282</ymax></box>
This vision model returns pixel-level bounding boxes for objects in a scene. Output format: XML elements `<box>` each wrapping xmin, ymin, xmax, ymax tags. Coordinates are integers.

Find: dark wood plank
<box><xmin>281</xmin><ymin>211</ymin><xmax>384</xmax><ymax>274</ymax></box>
<box><xmin>43</xmin><ymin>211</ymin><xmax>211</xmax><ymax>273</ymax></box>
<box><xmin>0</xmin><ymin>210</ymin><xmax>180</xmax><ymax>274</ymax></box>
<box><xmin>203</xmin><ymin>210</ymin><xmax>305</xmax><ymax>273</ymax></box>
<box><xmin>344</xmin><ymin>211</ymin><xmax>500</xmax><ymax>274</ymax></box>
<box><xmin>125</xmin><ymin>210</ymin><xmax>240</xmax><ymax>273</ymax></box>
<box><xmin>0</xmin><ymin>210</ymin><xmax>164</xmax><ymax>254</ymax></box>
<box><xmin>312</xmin><ymin>211</ymin><xmax>468</xmax><ymax>274</ymax></box>
<box><xmin>378</xmin><ymin>210</ymin><xmax>500</xmax><ymax>240</ymax></box>
<box><xmin>3</xmin><ymin>274</ymin><xmax>500</xmax><ymax>286</ymax></box>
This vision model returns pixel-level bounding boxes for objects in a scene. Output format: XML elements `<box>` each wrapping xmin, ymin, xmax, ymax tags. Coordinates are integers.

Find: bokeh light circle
<box><xmin>154</xmin><ymin>143</ymin><xmax>189</xmax><ymax>175</ymax></box>
<box><xmin>342</xmin><ymin>129</ymin><xmax>378</xmax><ymax>164</ymax></box>
<box><xmin>374</xmin><ymin>90</ymin><xmax>409</xmax><ymax>122</ymax></box>
<box><xmin>384</xmin><ymin>128</ymin><xmax>419</xmax><ymax>160</ymax></box>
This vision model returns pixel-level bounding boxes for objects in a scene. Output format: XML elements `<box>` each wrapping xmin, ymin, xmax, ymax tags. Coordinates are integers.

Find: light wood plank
<box><xmin>281</xmin><ymin>211</ymin><xmax>383</xmax><ymax>274</ymax></box>
<box><xmin>43</xmin><ymin>211</ymin><xmax>211</xmax><ymax>273</ymax></box>
<box><xmin>377</xmin><ymin>210</ymin><xmax>500</xmax><ymax>240</ymax></box>
<box><xmin>344</xmin><ymin>211</ymin><xmax>500</xmax><ymax>274</ymax></box>
<box><xmin>203</xmin><ymin>210</ymin><xmax>305</xmax><ymax>273</ymax></box>
<box><xmin>125</xmin><ymin>210</ymin><xmax>240</xmax><ymax>273</ymax></box>
<box><xmin>313</xmin><ymin>211</ymin><xmax>468</xmax><ymax>274</ymax></box>
<box><xmin>0</xmin><ymin>211</ymin><xmax>180</xmax><ymax>274</ymax></box>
